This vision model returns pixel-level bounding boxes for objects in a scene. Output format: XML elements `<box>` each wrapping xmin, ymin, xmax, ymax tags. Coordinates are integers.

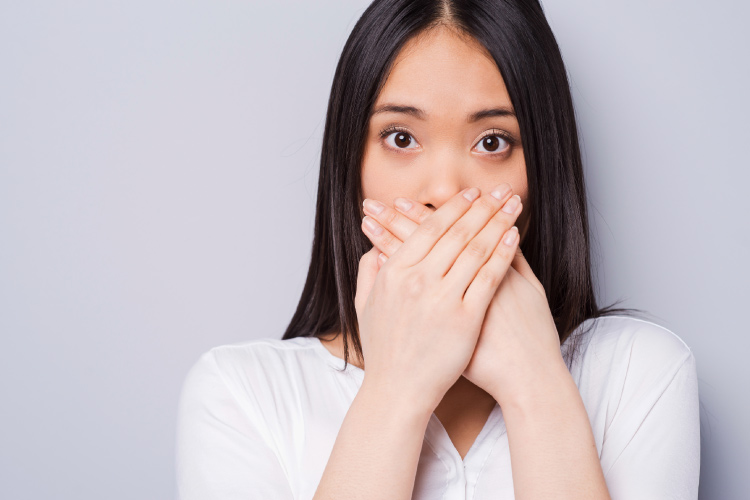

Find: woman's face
<box><xmin>361</xmin><ymin>26</ymin><xmax>530</xmax><ymax>238</ymax></box>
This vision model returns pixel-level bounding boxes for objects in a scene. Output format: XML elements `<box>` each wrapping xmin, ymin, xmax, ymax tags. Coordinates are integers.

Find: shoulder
<box><xmin>204</xmin><ymin>336</ymin><xmax>322</xmax><ymax>371</ymax></box>
<box><xmin>569</xmin><ymin>315</ymin><xmax>696</xmax><ymax>402</ymax></box>
<box><xmin>573</xmin><ymin>315</ymin><xmax>693</xmax><ymax>369</ymax></box>
<box><xmin>184</xmin><ymin>336</ymin><xmax>327</xmax><ymax>389</ymax></box>
<box><xmin>179</xmin><ymin>336</ymin><xmax>329</xmax><ymax>417</ymax></box>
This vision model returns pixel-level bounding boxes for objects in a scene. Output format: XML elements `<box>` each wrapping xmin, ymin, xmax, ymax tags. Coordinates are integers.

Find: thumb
<box><xmin>355</xmin><ymin>246</ymin><xmax>381</xmax><ymax>315</ymax></box>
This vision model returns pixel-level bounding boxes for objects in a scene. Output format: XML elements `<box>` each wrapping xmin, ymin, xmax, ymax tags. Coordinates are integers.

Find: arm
<box><xmin>357</xmin><ymin>193</ymin><xmax>610</xmax><ymax>497</ymax></box>
<box><xmin>602</xmin><ymin>352</ymin><xmax>700</xmax><ymax>499</ymax></box>
<box><xmin>175</xmin><ymin>350</ymin><xmax>294</xmax><ymax>500</ymax></box>
<box><xmin>495</xmin><ymin>359</ymin><xmax>611</xmax><ymax>500</ymax></box>
<box><xmin>313</xmin><ymin>378</ymin><xmax>433</xmax><ymax>500</ymax></box>
<box><xmin>316</xmin><ymin>186</ymin><xmax>523</xmax><ymax>498</ymax></box>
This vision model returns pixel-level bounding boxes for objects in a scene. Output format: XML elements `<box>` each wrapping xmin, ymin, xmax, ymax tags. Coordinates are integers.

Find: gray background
<box><xmin>1</xmin><ymin>1</ymin><xmax>747</xmax><ymax>499</ymax></box>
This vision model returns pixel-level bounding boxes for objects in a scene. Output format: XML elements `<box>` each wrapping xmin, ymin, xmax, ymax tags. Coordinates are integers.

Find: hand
<box><xmin>354</xmin><ymin>184</ymin><xmax>522</xmax><ymax>413</ymax></box>
<box><xmin>361</xmin><ymin>190</ymin><xmax>565</xmax><ymax>407</ymax></box>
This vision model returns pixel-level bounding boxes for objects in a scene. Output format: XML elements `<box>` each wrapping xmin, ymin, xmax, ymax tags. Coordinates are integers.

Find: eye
<box><xmin>474</xmin><ymin>130</ymin><xmax>514</xmax><ymax>155</ymax></box>
<box><xmin>380</xmin><ymin>126</ymin><xmax>419</xmax><ymax>150</ymax></box>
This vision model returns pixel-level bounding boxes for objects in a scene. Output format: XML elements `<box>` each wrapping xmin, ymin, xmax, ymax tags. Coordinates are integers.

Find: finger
<box><xmin>377</xmin><ymin>252</ymin><xmax>388</xmax><ymax>269</ymax></box>
<box><xmin>386</xmin><ymin>186</ymin><xmax>480</xmax><ymax>267</ymax></box>
<box><xmin>361</xmin><ymin>215</ymin><xmax>403</xmax><ymax>257</ymax></box>
<box><xmin>421</xmin><ymin>183</ymin><xmax>515</xmax><ymax>277</ymax></box>
<box><xmin>462</xmin><ymin>224</ymin><xmax>520</xmax><ymax>310</ymax></box>
<box><xmin>444</xmin><ymin>193</ymin><xmax>522</xmax><ymax>293</ymax></box>
<box><xmin>392</xmin><ymin>196</ymin><xmax>434</xmax><ymax>224</ymax></box>
<box><xmin>363</xmin><ymin>198</ymin><xmax>419</xmax><ymax>244</ymax></box>
<box><xmin>510</xmin><ymin>246</ymin><xmax>546</xmax><ymax>297</ymax></box>
<box><xmin>355</xmin><ymin>246</ymin><xmax>381</xmax><ymax>315</ymax></box>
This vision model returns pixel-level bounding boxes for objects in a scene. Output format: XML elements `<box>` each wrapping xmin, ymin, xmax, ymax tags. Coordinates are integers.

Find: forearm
<box><xmin>497</xmin><ymin>362</ymin><xmax>611</xmax><ymax>500</ymax></box>
<box><xmin>313</xmin><ymin>379</ymin><xmax>433</xmax><ymax>500</ymax></box>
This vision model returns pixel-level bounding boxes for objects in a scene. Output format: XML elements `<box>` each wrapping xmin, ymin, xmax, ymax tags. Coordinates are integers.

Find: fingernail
<box><xmin>491</xmin><ymin>183</ymin><xmax>512</xmax><ymax>200</ymax></box>
<box><xmin>378</xmin><ymin>252</ymin><xmax>388</xmax><ymax>264</ymax></box>
<box><xmin>502</xmin><ymin>194</ymin><xmax>521</xmax><ymax>214</ymax></box>
<box><xmin>394</xmin><ymin>197</ymin><xmax>412</xmax><ymax>212</ymax></box>
<box><xmin>363</xmin><ymin>198</ymin><xmax>384</xmax><ymax>215</ymax></box>
<box><xmin>463</xmin><ymin>187</ymin><xmax>480</xmax><ymax>202</ymax></box>
<box><xmin>503</xmin><ymin>226</ymin><xmax>519</xmax><ymax>246</ymax></box>
<box><xmin>363</xmin><ymin>216</ymin><xmax>383</xmax><ymax>235</ymax></box>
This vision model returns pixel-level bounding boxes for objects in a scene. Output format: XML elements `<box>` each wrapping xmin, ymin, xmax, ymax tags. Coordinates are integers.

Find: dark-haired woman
<box><xmin>176</xmin><ymin>1</ymin><xmax>700</xmax><ymax>499</ymax></box>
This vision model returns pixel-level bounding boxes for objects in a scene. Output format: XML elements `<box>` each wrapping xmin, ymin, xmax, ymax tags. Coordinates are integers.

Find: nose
<box><xmin>416</xmin><ymin>157</ymin><xmax>466</xmax><ymax>210</ymax></box>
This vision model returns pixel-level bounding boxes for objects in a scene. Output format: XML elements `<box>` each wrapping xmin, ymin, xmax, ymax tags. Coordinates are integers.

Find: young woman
<box><xmin>176</xmin><ymin>1</ymin><xmax>700</xmax><ymax>499</ymax></box>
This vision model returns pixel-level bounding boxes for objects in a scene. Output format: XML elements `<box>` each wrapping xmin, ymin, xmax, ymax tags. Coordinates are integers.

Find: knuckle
<box><xmin>475</xmin><ymin>195</ymin><xmax>497</xmax><ymax>213</ymax></box>
<box><xmin>420</xmin><ymin>218</ymin><xmax>441</xmax><ymax>236</ymax></box>
<box><xmin>492</xmin><ymin>239</ymin><xmax>514</xmax><ymax>259</ymax></box>
<box><xmin>446</xmin><ymin>221</ymin><xmax>469</xmax><ymax>240</ymax></box>
<box><xmin>487</xmin><ymin>214</ymin><xmax>513</xmax><ymax>237</ymax></box>
<box><xmin>382</xmin><ymin>209</ymin><xmax>399</xmax><ymax>227</ymax></box>
<box><xmin>403</xmin><ymin>271</ymin><xmax>427</xmax><ymax>296</ymax></box>
<box><xmin>487</xmin><ymin>213</ymin><xmax>510</xmax><ymax>230</ymax></box>
<box><xmin>416</xmin><ymin>205</ymin><xmax>433</xmax><ymax>221</ymax></box>
<box><xmin>379</xmin><ymin>230</ymin><xmax>395</xmax><ymax>248</ymax></box>
<box><xmin>465</xmin><ymin>240</ymin><xmax>489</xmax><ymax>260</ymax></box>
<box><xmin>476</xmin><ymin>266</ymin><xmax>500</xmax><ymax>287</ymax></box>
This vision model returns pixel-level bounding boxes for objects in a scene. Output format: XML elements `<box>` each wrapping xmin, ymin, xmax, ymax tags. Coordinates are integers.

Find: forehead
<box><xmin>375</xmin><ymin>27</ymin><xmax>512</xmax><ymax>111</ymax></box>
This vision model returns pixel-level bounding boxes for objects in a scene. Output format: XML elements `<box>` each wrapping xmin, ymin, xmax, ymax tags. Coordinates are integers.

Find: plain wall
<box><xmin>1</xmin><ymin>1</ymin><xmax>747</xmax><ymax>498</ymax></box>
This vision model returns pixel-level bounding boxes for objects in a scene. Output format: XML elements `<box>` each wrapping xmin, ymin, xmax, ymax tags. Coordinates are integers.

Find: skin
<box><xmin>360</xmin><ymin>26</ymin><xmax>530</xmax><ymax>240</ymax></box>
<box><xmin>325</xmin><ymin>24</ymin><xmax>533</xmax><ymax>455</ymax></box>
<box><xmin>313</xmin><ymin>25</ymin><xmax>611</xmax><ymax>499</ymax></box>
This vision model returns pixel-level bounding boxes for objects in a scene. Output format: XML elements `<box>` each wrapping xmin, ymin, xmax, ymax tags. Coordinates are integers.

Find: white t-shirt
<box><xmin>175</xmin><ymin>315</ymin><xmax>700</xmax><ymax>500</ymax></box>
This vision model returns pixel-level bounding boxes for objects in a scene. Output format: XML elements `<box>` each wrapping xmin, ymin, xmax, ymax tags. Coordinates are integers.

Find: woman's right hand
<box><xmin>354</xmin><ymin>183</ymin><xmax>523</xmax><ymax>413</ymax></box>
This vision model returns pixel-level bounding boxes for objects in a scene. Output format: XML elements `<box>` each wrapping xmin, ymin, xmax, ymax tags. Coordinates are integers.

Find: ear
<box><xmin>510</xmin><ymin>246</ymin><xmax>546</xmax><ymax>297</ymax></box>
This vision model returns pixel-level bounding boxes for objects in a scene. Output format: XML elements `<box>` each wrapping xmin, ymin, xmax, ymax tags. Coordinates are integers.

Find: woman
<box><xmin>175</xmin><ymin>1</ymin><xmax>700</xmax><ymax>498</ymax></box>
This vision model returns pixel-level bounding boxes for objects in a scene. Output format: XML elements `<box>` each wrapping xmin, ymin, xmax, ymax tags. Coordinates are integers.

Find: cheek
<box><xmin>507</xmin><ymin>160</ymin><xmax>528</xmax><ymax>205</ymax></box>
<box><xmin>360</xmin><ymin>158</ymin><xmax>381</xmax><ymax>201</ymax></box>
<box><xmin>360</xmin><ymin>140</ymin><xmax>384</xmax><ymax>199</ymax></box>
<box><xmin>362</xmin><ymin>175</ymin><xmax>401</xmax><ymax>205</ymax></box>
<box><xmin>360</xmin><ymin>150</ymin><xmax>409</xmax><ymax>204</ymax></box>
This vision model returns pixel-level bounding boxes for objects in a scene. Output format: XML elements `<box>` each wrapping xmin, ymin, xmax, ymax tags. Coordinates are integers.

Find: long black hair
<box><xmin>282</xmin><ymin>0</ymin><xmax>644</xmax><ymax>371</ymax></box>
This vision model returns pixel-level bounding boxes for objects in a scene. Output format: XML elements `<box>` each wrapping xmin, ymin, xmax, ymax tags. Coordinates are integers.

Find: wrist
<box><xmin>359</xmin><ymin>375</ymin><xmax>437</xmax><ymax>424</ymax></box>
<box><xmin>491</xmin><ymin>358</ymin><xmax>575</xmax><ymax>413</ymax></box>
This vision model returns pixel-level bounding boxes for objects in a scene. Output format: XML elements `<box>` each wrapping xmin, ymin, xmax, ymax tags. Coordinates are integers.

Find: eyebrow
<box><xmin>371</xmin><ymin>103</ymin><xmax>517</xmax><ymax>122</ymax></box>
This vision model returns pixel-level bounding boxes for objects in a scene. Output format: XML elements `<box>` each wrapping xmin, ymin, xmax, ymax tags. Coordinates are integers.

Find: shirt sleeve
<box><xmin>175</xmin><ymin>349</ymin><xmax>295</xmax><ymax>500</ymax></box>
<box><xmin>602</xmin><ymin>350</ymin><xmax>701</xmax><ymax>500</ymax></box>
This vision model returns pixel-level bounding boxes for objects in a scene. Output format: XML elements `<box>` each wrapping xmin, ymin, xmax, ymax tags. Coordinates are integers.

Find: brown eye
<box><xmin>384</xmin><ymin>130</ymin><xmax>418</xmax><ymax>150</ymax></box>
<box><xmin>394</xmin><ymin>132</ymin><xmax>411</xmax><ymax>148</ymax></box>
<box><xmin>475</xmin><ymin>134</ymin><xmax>509</xmax><ymax>154</ymax></box>
<box><xmin>482</xmin><ymin>136</ymin><xmax>500</xmax><ymax>151</ymax></box>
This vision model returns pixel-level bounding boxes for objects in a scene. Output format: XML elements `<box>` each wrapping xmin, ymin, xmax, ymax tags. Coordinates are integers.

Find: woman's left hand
<box><xmin>361</xmin><ymin>194</ymin><xmax>568</xmax><ymax>406</ymax></box>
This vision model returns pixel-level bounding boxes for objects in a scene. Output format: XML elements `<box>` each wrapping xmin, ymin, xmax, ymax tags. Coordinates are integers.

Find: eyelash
<box><xmin>378</xmin><ymin>125</ymin><xmax>518</xmax><ymax>156</ymax></box>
